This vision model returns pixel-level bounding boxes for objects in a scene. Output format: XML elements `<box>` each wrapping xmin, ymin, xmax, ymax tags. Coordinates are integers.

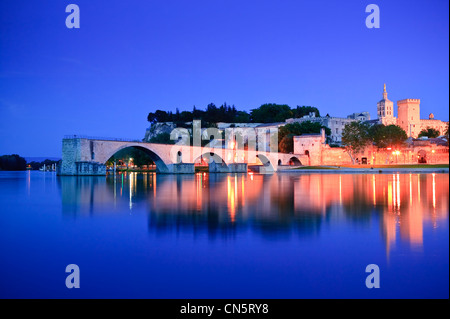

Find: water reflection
<box><xmin>58</xmin><ymin>172</ymin><xmax>449</xmax><ymax>250</ymax></box>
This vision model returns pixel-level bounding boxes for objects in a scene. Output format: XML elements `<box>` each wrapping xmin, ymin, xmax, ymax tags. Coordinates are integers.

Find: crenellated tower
<box><xmin>397</xmin><ymin>99</ymin><xmax>421</xmax><ymax>138</ymax></box>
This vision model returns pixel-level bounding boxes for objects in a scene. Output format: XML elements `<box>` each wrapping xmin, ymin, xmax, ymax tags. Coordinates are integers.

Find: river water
<box><xmin>0</xmin><ymin>171</ymin><xmax>448</xmax><ymax>298</ymax></box>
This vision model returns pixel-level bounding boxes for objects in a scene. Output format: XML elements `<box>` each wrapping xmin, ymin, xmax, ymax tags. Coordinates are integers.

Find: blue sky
<box><xmin>0</xmin><ymin>0</ymin><xmax>448</xmax><ymax>157</ymax></box>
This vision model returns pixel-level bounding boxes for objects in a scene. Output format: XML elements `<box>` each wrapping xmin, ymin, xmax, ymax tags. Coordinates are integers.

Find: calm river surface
<box><xmin>0</xmin><ymin>171</ymin><xmax>448</xmax><ymax>298</ymax></box>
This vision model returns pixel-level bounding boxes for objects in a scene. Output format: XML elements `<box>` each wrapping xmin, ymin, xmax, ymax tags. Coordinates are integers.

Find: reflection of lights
<box><xmin>432</xmin><ymin>173</ymin><xmax>436</xmax><ymax>209</ymax></box>
<box><xmin>388</xmin><ymin>181</ymin><xmax>393</xmax><ymax>209</ymax></box>
<box><xmin>196</xmin><ymin>173</ymin><xmax>202</xmax><ymax>210</ymax></box>
<box><xmin>129</xmin><ymin>172</ymin><xmax>135</xmax><ymax>210</ymax></box>
<box><xmin>227</xmin><ymin>176</ymin><xmax>236</xmax><ymax>222</ymax></box>
<box><xmin>372</xmin><ymin>174</ymin><xmax>376</xmax><ymax>206</ymax></box>
<box><xmin>242</xmin><ymin>177</ymin><xmax>245</xmax><ymax>207</ymax></box>
<box><xmin>153</xmin><ymin>172</ymin><xmax>157</xmax><ymax>196</ymax></box>
<box><xmin>409</xmin><ymin>174</ymin><xmax>412</xmax><ymax>204</ymax></box>
<box><xmin>417</xmin><ymin>174</ymin><xmax>420</xmax><ymax>203</ymax></box>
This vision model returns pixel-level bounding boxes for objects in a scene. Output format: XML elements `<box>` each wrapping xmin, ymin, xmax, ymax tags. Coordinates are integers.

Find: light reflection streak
<box><xmin>432</xmin><ymin>173</ymin><xmax>436</xmax><ymax>209</ymax></box>
<box><xmin>63</xmin><ymin>173</ymin><xmax>449</xmax><ymax>256</ymax></box>
<box><xmin>417</xmin><ymin>174</ymin><xmax>420</xmax><ymax>203</ymax></box>
<box><xmin>227</xmin><ymin>176</ymin><xmax>236</xmax><ymax>222</ymax></box>
<box><xmin>409</xmin><ymin>174</ymin><xmax>412</xmax><ymax>205</ymax></box>
<box><xmin>372</xmin><ymin>174</ymin><xmax>376</xmax><ymax>206</ymax></box>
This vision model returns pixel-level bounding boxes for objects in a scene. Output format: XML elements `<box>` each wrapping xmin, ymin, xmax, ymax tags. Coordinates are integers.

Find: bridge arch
<box><xmin>288</xmin><ymin>156</ymin><xmax>302</xmax><ymax>166</ymax></box>
<box><xmin>102</xmin><ymin>144</ymin><xmax>169</xmax><ymax>173</ymax></box>
<box><xmin>256</xmin><ymin>154</ymin><xmax>275</xmax><ymax>171</ymax></box>
<box><xmin>194</xmin><ymin>152</ymin><xmax>229</xmax><ymax>172</ymax></box>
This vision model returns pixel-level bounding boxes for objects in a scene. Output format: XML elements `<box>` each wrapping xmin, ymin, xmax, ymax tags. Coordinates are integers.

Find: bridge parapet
<box><xmin>58</xmin><ymin>137</ymin><xmax>305</xmax><ymax>176</ymax></box>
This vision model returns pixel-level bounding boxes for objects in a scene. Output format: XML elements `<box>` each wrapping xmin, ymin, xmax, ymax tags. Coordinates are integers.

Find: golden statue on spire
<box><xmin>383</xmin><ymin>83</ymin><xmax>386</xmax><ymax>93</ymax></box>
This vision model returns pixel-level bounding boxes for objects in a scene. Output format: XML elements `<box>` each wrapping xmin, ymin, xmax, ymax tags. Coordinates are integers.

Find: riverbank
<box><xmin>278</xmin><ymin>164</ymin><xmax>449</xmax><ymax>174</ymax></box>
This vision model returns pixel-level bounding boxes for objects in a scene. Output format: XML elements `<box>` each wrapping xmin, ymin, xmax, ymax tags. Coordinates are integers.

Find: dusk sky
<box><xmin>0</xmin><ymin>0</ymin><xmax>448</xmax><ymax>157</ymax></box>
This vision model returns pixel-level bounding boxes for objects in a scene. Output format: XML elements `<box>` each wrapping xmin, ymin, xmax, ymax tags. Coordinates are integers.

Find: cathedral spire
<box><xmin>383</xmin><ymin>83</ymin><xmax>388</xmax><ymax>100</ymax></box>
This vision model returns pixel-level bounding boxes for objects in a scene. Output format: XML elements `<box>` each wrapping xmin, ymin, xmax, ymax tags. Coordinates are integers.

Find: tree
<box><xmin>106</xmin><ymin>147</ymin><xmax>155</xmax><ymax>168</ymax></box>
<box><xmin>147</xmin><ymin>112</ymin><xmax>157</xmax><ymax>123</ymax></box>
<box><xmin>0</xmin><ymin>154</ymin><xmax>27</xmax><ymax>171</ymax></box>
<box><xmin>149</xmin><ymin>132</ymin><xmax>175</xmax><ymax>144</ymax></box>
<box><xmin>250</xmin><ymin>104</ymin><xmax>293</xmax><ymax>123</ymax></box>
<box><xmin>418</xmin><ymin>127</ymin><xmax>440</xmax><ymax>138</ymax></box>
<box><xmin>371</xmin><ymin>124</ymin><xmax>408</xmax><ymax>149</ymax></box>
<box><xmin>235</xmin><ymin>111</ymin><xmax>250</xmax><ymax>123</ymax></box>
<box><xmin>445</xmin><ymin>123</ymin><xmax>450</xmax><ymax>146</ymax></box>
<box><xmin>293</xmin><ymin>106</ymin><xmax>320</xmax><ymax>118</ymax></box>
<box><xmin>341</xmin><ymin>122</ymin><xmax>371</xmax><ymax>163</ymax></box>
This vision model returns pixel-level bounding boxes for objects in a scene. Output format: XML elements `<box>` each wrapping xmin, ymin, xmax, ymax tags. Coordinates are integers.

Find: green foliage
<box><xmin>147</xmin><ymin>103</ymin><xmax>322</xmax><ymax>126</ymax></box>
<box><xmin>293</xmin><ymin>106</ymin><xmax>320</xmax><ymax>118</ymax></box>
<box><xmin>106</xmin><ymin>147</ymin><xmax>155</xmax><ymax>167</ymax></box>
<box><xmin>149</xmin><ymin>133</ymin><xmax>175</xmax><ymax>144</ymax></box>
<box><xmin>250</xmin><ymin>104</ymin><xmax>293</xmax><ymax>123</ymax></box>
<box><xmin>342</xmin><ymin>123</ymin><xmax>408</xmax><ymax>162</ymax></box>
<box><xmin>342</xmin><ymin>122</ymin><xmax>372</xmax><ymax>162</ymax></box>
<box><xmin>277</xmin><ymin>121</ymin><xmax>331</xmax><ymax>153</ymax></box>
<box><xmin>371</xmin><ymin>124</ymin><xmax>408</xmax><ymax>148</ymax></box>
<box><xmin>0</xmin><ymin>154</ymin><xmax>27</xmax><ymax>171</ymax></box>
<box><xmin>148</xmin><ymin>103</ymin><xmax>249</xmax><ymax>125</ymax></box>
<box><xmin>418</xmin><ymin>127</ymin><xmax>440</xmax><ymax>138</ymax></box>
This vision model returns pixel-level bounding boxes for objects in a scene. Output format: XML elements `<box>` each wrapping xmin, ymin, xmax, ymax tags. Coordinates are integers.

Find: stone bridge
<box><xmin>58</xmin><ymin>136</ymin><xmax>307</xmax><ymax>175</ymax></box>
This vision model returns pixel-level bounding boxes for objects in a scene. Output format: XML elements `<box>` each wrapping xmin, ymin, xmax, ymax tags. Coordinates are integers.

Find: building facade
<box><xmin>375</xmin><ymin>84</ymin><xmax>448</xmax><ymax>138</ymax></box>
<box><xmin>286</xmin><ymin>111</ymin><xmax>370</xmax><ymax>145</ymax></box>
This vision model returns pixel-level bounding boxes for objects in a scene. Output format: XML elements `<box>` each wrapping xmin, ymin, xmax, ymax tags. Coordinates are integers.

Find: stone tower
<box><xmin>377</xmin><ymin>84</ymin><xmax>396</xmax><ymax>125</ymax></box>
<box><xmin>397</xmin><ymin>99</ymin><xmax>421</xmax><ymax>138</ymax></box>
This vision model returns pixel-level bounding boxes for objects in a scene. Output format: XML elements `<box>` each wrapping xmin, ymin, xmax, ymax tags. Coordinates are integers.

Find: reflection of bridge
<box><xmin>58</xmin><ymin>136</ymin><xmax>307</xmax><ymax>175</ymax></box>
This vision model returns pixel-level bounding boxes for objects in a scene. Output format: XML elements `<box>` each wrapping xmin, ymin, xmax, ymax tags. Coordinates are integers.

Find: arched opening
<box><xmin>305</xmin><ymin>150</ymin><xmax>310</xmax><ymax>156</ymax></box>
<box><xmin>177</xmin><ymin>151</ymin><xmax>182</xmax><ymax>164</ymax></box>
<box><xmin>194</xmin><ymin>152</ymin><xmax>228</xmax><ymax>172</ymax></box>
<box><xmin>418</xmin><ymin>150</ymin><xmax>427</xmax><ymax>163</ymax></box>
<box><xmin>288</xmin><ymin>157</ymin><xmax>302</xmax><ymax>166</ymax></box>
<box><xmin>278</xmin><ymin>159</ymin><xmax>282</xmax><ymax>166</ymax></box>
<box><xmin>105</xmin><ymin>145</ymin><xmax>168</xmax><ymax>173</ymax></box>
<box><xmin>256</xmin><ymin>154</ymin><xmax>274</xmax><ymax>170</ymax></box>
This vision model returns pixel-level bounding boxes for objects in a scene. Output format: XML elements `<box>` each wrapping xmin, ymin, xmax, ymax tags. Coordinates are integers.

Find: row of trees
<box><xmin>0</xmin><ymin>154</ymin><xmax>27</xmax><ymax>171</ymax></box>
<box><xmin>147</xmin><ymin>104</ymin><xmax>320</xmax><ymax>125</ymax></box>
<box><xmin>342</xmin><ymin>123</ymin><xmax>408</xmax><ymax>163</ymax></box>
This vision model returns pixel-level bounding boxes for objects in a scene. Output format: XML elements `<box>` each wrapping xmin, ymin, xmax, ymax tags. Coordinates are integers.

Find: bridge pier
<box><xmin>164</xmin><ymin>163</ymin><xmax>195</xmax><ymax>174</ymax></box>
<box><xmin>58</xmin><ymin>158</ymin><xmax>106</xmax><ymax>176</ymax></box>
<box><xmin>209</xmin><ymin>162</ymin><xmax>248</xmax><ymax>173</ymax></box>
